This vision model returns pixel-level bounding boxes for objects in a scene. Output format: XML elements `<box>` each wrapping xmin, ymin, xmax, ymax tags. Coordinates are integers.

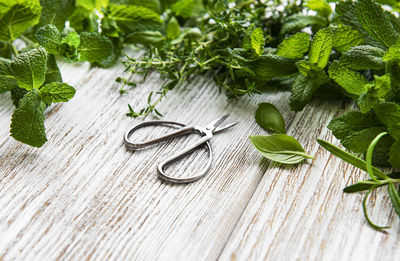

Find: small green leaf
<box><xmin>255</xmin><ymin>103</ymin><xmax>286</xmax><ymax>134</ymax></box>
<box><xmin>39</xmin><ymin>82</ymin><xmax>76</xmax><ymax>104</ymax></box>
<box><xmin>342</xmin><ymin>127</ymin><xmax>387</xmax><ymax>153</ymax></box>
<box><xmin>250</xmin><ymin>28</ymin><xmax>264</xmax><ymax>56</ymax></box>
<box><xmin>166</xmin><ymin>17</ymin><xmax>180</xmax><ymax>40</ymax></box>
<box><xmin>248</xmin><ymin>54</ymin><xmax>298</xmax><ymax>80</ymax></box>
<box><xmin>388</xmin><ymin>182</ymin><xmax>400</xmax><ymax>218</ymax></box>
<box><xmin>309</xmin><ymin>28</ymin><xmax>333</xmax><ymax>69</ymax></box>
<box><xmin>11</xmin><ymin>86</ymin><xmax>28</xmax><ymax>108</ymax></box>
<box><xmin>374</xmin><ymin>102</ymin><xmax>400</xmax><ymax>127</ymax></box>
<box><xmin>10</xmin><ymin>47</ymin><xmax>48</xmax><ymax>90</ymax></box>
<box><xmin>10</xmin><ymin>89</ymin><xmax>47</xmax><ymax>147</ymax></box>
<box><xmin>0</xmin><ymin>2</ymin><xmax>42</xmax><ymax>41</ymax></box>
<box><xmin>306</xmin><ymin>0</ymin><xmax>331</xmax><ymax>17</ymax></box>
<box><xmin>280</xmin><ymin>14</ymin><xmax>326</xmax><ymax>35</ymax></box>
<box><xmin>35</xmin><ymin>0</ymin><xmax>75</xmax><ymax>31</ymax></box>
<box><xmin>344</xmin><ymin>172</ymin><xmax>400</xmax><ymax>193</ymax></box>
<box><xmin>340</xmin><ymin>45</ymin><xmax>385</xmax><ymax>70</ymax></box>
<box><xmin>276</xmin><ymin>32</ymin><xmax>310</xmax><ymax>59</ymax></box>
<box><xmin>383</xmin><ymin>37</ymin><xmax>400</xmax><ymax>62</ymax></box>
<box><xmin>250</xmin><ymin>134</ymin><xmax>313</xmax><ymax>164</ymax></box>
<box><xmin>388</xmin><ymin>124</ymin><xmax>400</xmax><ymax>141</ymax></box>
<box><xmin>77</xmin><ymin>0</ymin><xmax>109</xmax><ymax>10</ymax></box>
<box><xmin>35</xmin><ymin>24</ymin><xmax>61</xmax><ymax>55</ymax></box>
<box><xmin>332</xmin><ymin>25</ymin><xmax>364</xmax><ymax>53</ymax></box>
<box><xmin>44</xmin><ymin>54</ymin><xmax>62</xmax><ymax>84</ymax></box>
<box><xmin>170</xmin><ymin>0</ymin><xmax>195</xmax><ymax>18</ymax></box>
<box><xmin>78</xmin><ymin>32</ymin><xmax>114</xmax><ymax>64</ymax></box>
<box><xmin>59</xmin><ymin>31</ymin><xmax>81</xmax><ymax>63</ymax></box>
<box><xmin>328</xmin><ymin>61</ymin><xmax>369</xmax><ymax>96</ymax></box>
<box><xmin>0</xmin><ymin>57</ymin><xmax>17</xmax><ymax>93</ymax></box>
<box><xmin>317</xmin><ymin>139</ymin><xmax>386</xmax><ymax>179</ymax></box>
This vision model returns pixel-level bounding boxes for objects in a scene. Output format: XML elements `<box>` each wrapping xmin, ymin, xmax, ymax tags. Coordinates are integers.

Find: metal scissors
<box><xmin>123</xmin><ymin>115</ymin><xmax>238</xmax><ymax>184</ymax></box>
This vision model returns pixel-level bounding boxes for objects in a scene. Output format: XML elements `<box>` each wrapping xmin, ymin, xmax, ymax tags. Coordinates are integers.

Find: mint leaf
<box><xmin>59</xmin><ymin>31</ymin><xmax>80</xmax><ymax>63</ymax></box>
<box><xmin>309</xmin><ymin>28</ymin><xmax>333</xmax><ymax>69</ymax></box>
<box><xmin>44</xmin><ymin>54</ymin><xmax>62</xmax><ymax>84</ymax></box>
<box><xmin>342</xmin><ymin>127</ymin><xmax>387</xmax><ymax>153</ymax></box>
<box><xmin>104</xmin><ymin>4</ymin><xmax>162</xmax><ymax>33</ymax></box>
<box><xmin>171</xmin><ymin>0</ymin><xmax>195</xmax><ymax>18</ymax></box>
<box><xmin>36</xmin><ymin>0</ymin><xmax>75</xmax><ymax>31</ymax></box>
<box><xmin>35</xmin><ymin>24</ymin><xmax>61</xmax><ymax>55</ymax></box>
<box><xmin>388</xmin><ymin>124</ymin><xmax>400</xmax><ymax>141</ymax></box>
<box><xmin>166</xmin><ymin>17</ymin><xmax>180</xmax><ymax>40</ymax></box>
<box><xmin>280</xmin><ymin>14</ymin><xmax>325</xmax><ymax>35</ymax></box>
<box><xmin>255</xmin><ymin>103</ymin><xmax>286</xmax><ymax>134</ymax></box>
<box><xmin>389</xmin><ymin>141</ymin><xmax>400</xmax><ymax>168</ymax></box>
<box><xmin>289</xmin><ymin>70</ymin><xmax>328</xmax><ymax>111</ymax></box>
<box><xmin>306</xmin><ymin>0</ymin><xmax>331</xmax><ymax>17</ymax></box>
<box><xmin>340</xmin><ymin>45</ymin><xmax>385</xmax><ymax>70</ymax></box>
<box><xmin>11</xmin><ymin>86</ymin><xmax>28</xmax><ymax>107</ymax></box>
<box><xmin>383</xmin><ymin>37</ymin><xmax>400</xmax><ymax>62</ymax></box>
<box><xmin>0</xmin><ymin>57</ymin><xmax>17</xmax><ymax>93</ymax></box>
<box><xmin>250</xmin><ymin>28</ymin><xmax>264</xmax><ymax>56</ymax></box>
<box><xmin>374</xmin><ymin>102</ymin><xmax>400</xmax><ymax>127</ymax></box>
<box><xmin>355</xmin><ymin>0</ymin><xmax>398</xmax><ymax>49</ymax></box>
<box><xmin>328</xmin><ymin>60</ymin><xmax>368</xmax><ymax>96</ymax></box>
<box><xmin>250</xmin><ymin>134</ymin><xmax>313</xmax><ymax>164</ymax></box>
<box><xmin>10</xmin><ymin>47</ymin><xmax>47</xmax><ymax>90</ymax></box>
<box><xmin>10</xmin><ymin>89</ymin><xmax>47</xmax><ymax>147</ymax></box>
<box><xmin>276</xmin><ymin>32</ymin><xmax>310</xmax><ymax>59</ymax></box>
<box><xmin>39</xmin><ymin>82</ymin><xmax>76</xmax><ymax>104</ymax></box>
<box><xmin>249</xmin><ymin>54</ymin><xmax>298</xmax><ymax>80</ymax></box>
<box><xmin>69</xmin><ymin>6</ymin><xmax>98</xmax><ymax>33</ymax></box>
<box><xmin>0</xmin><ymin>2</ymin><xmax>42</xmax><ymax>41</ymax></box>
<box><xmin>358</xmin><ymin>92</ymin><xmax>378</xmax><ymax>113</ymax></box>
<box><xmin>77</xmin><ymin>0</ymin><xmax>108</xmax><ymax>10</ymax></box>
<box><xmin>78</xmin><ymin>32</ymin><xmax>114</xmax><ymax>64</ymax></box>
<box><xmin>328</xmin><ymin>111</ymin><xmax>382</xmax><ymax>140</ymax></box>
<box><xmin>358</xmin><ymin>75</ymin><xmax>391</xmax><ymax>113</ymax></box>
<box><xmin>332</xmin><ymin>25</ymin><xmax>364</xmax><ymax>53</ymax></box>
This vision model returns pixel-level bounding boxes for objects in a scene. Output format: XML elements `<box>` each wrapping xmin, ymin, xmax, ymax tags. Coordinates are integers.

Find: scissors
<box><xmin>123</xmin><ymin>115</ymin><xmax>238</xmax><ymax>184</ymax></box>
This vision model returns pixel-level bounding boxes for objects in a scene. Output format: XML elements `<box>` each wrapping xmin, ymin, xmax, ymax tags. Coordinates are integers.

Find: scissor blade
<box><xmin>213</xmin><ymin>121</ymin><xmax>239</xmax><ymax>134</ymax></box>
<box><xmin>205</xmin><ymin>114</ymin><xmax>229</xmax><ymax>131</ymax></box>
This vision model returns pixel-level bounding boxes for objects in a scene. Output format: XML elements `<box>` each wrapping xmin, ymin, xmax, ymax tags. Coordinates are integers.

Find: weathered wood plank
<box><xmin>219</xmin><ymin>101</ymin><xmax>400</xmax><ymax>261</ymax></box>
<box><xmin>0</xmin><ymin>59</ymin><xmax>297</xmax><ymax>260</ymax></box>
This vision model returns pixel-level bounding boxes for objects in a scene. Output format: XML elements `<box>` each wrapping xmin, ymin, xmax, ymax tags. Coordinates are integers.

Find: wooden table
<box><xmin>0</xmin><ymin>57</ymin><xmax>399</xmax><ymax>260</ymax></box>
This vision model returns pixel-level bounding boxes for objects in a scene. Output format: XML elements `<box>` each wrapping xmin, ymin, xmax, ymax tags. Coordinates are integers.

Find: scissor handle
<box><xmin>157</xmin><ymin>135</ymin><xmax>213</xmax><ymax>184</ymax></box>
<box><xmin>124</xmin><ymin>121</ymin><xmax>195</xmax><ymax>150</ymax></box>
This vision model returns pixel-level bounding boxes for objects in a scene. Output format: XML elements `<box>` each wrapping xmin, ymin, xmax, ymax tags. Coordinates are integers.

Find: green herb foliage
<box><xmin>255</xmin><ymin>103</ymin><xmax>286</xmax><ymax>134</ymax></box>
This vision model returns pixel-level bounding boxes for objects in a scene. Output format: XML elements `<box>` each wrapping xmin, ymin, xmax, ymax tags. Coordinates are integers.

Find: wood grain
<box><xmin>0</xmin><ymin>57</ymin><xmax>398</xmax><ymax>260</ymax></box>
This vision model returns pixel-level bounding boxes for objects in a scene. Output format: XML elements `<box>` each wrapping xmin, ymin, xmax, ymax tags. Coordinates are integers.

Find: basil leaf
<box><xmin>255</xmin><ymin>103</ymin><xmax>286</xmax><ymax>134</ymax></box>
<box><xmin>250</xmin><ymin>134</ymin><xmax>313</xmax><ymax>164</ymax></box>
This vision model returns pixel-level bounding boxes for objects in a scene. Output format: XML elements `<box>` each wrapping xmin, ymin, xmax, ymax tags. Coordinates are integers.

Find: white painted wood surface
<box><xmin>0</xmin><ymin>57</ymin><xmax>399</xmax><ymax>260</ymax></box>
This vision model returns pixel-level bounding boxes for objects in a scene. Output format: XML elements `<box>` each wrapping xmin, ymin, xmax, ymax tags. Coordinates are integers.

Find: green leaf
<box><xmin>358</xmin><ymin>92</ymin><xmax>379</xmax><ymax>113</ymax></box>
<box><xmin>306</xmin><ymin>0</ymin><xmax>331</xmax><ymax>17</ymax></box>
<box><xmin>373</xmin><ymin>102</ymin><xmax>400</xmax><ymax>127</ymax></box>
<box><xmin>328</xmin><ymin>61</ymin><xmax>369</xmax><ymax>96</ymax></box>
<box><xmin>358</xmin><ymin>75</ymin><xmax>391</xmax><ymax>113</ymax></box>
<box><xmin>355</xmin><ymin>0</ymin><xmax>398</xmax><ymax>49</ymax></box>
<box><xmin>44</xmin><ymin>54</ymin><xmax>62</xmax><ymax>84</ymax></box>
<box><xmin>309</xmin><ymin>28</ymin><xmax>333</xmax><ymax>69</ymax></box>
<box><xmin>389</xmin><ymin>141</ymin><xmax>400</xmax><ymax>168</ymax></box>
<box><xmin>104</xmin><ymin>4</ymin><xmax>162</xmax><ymax>33</ymax></box>
<box><xmin>250</xmin><ymin>28</ymin><xmax>264</xmax><ymax>56</ymax></box>
<box><xmin>0</xmin><ymin>57</ymin><xmax>17</xmax><ymax>93</ymax></box>
<box><xmin>250</xmin><ymin>134</ymin><xmax>313</xmax><ymax>164</ymax></box>
<box><xmin>69</xmin><ymin>6</ymin><xmax>98</xmax><ymax>33</ymax></box>
<box><xmin>59</xmin><ymin>31</ymin><xmax>81</xmax><ymax>63</ymax></box>
<box><xmin>166</xmin><ymin>17</ymin><xmax>180</xmax><ymax>40</ymax></box>
<box><xmin>248</xmin><ymin>54</ymin><xmax>298</xmax><ymax>80</ymax></box>
<box><xmin>340</xmin><ymin>45</ymin><xmax>385</xmax><ymax>70</ymax></box>
<box><xmin>124</xmin><ymin>30</ymin><xmax>164</xmax><ymax>45</ymax></box>
<box><xmin>317</xmin><ymin>139</ymin><xmax>386</xmax><ymax>179</ymax></box>
<box><xmin>289</xmin><ymin>71</ymin><xmax>328</xmax><ymax>111</ymax></box>
<box><xmin>255</xmin><ymin>103</ymin><xmax>286</xmax><ymax>134</ymax></box>
<box><xmin>36</xmin><ymin>0</ymin><xmax>75</xmax><ymax>31</ymax></box>
<box><xmin>332</xmin><ymin>25</ymin><xmax>364</xmax><ymax>53</ymax></box>
<box><xmin>110</xmin><ymin>0</ymin><xmax>161</xmax><ymax>13</ymax></box>
<box><xmin>276</xmin><ymin>32</ymin><xmax>310</xmax><ymax>59</ymax></box>
<box><xmin>342</xmin><ymin>127</ymin><xmax>387</xmax><ymax>153</ymax></box>
<box><xmin>280</xmin><ymin>14</ymin><xmax>326</xmax><ymax>35</ymax></box>
<box><xmin>343</xmin><ymin>173</ymin><xmax>400</xmax><ymax>192</ymax></box>
<box><xmin>328</xmin><ymin>111</ymin><xmax>382</xmax><ymax>140</ymax></box>
<box><xmin>0</xmin><ymin>2</ymin><xmax>42</xmax><ymax>41</ymax></box>
<box><xmin>77</xmin><ymin>0</ymin><xmax>108</xmax><ymax>10</ymax></box>
<box><xmin>39</xmin><ymin>82</ymin><xmax>76</xmax><ymax>104</ymax></box>
<box><xmin>388</xmin><ymin>182</ymin><xmax>400</xmax><ymax>218</ymax></box>
<box><xmin>10</xmin><ymin>47</ymin><xmax>47</xmax><ymax>90</ymax></box>
<box><xmin>295</xmin><ymin>60</ymin><xmax>311</xmax><ymax>76</ymax></box>
<box><xmin>383</xmin><ymin>37</ymin><xmax>400</xmax><ymax>62</ymax></box>
<box><xmin>388</xmin><ymin>124</ymin><xmax>400</xmax><ymax>141</ymax></box>
<box><xmin>11</xmin><ymin>86</ymin><xmax>28</xmax><ymax>107</ymax></box>
<box><xmin>35</xmin><ymin>24</ymin><xmax>61</xmax><ymax>55</ymax></box>
<box><xmin>170</xmin><ymin>0</ymin><xmax>195</xmax><ymax>18</ymax></box>
<box><xmin>10</xmin><ymin>89</ymin><xmax>47</xmax><ymax>147</ymax></box>
<box><xmin>78</xmin><ymin>32</ymin><xmax>114</xmax><ymax>64</ymax></box>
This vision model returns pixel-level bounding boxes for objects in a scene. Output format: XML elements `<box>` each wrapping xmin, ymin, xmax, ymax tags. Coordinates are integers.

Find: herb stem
<box><xmin>20</xmin><ymin>35</ymin><xmax>38</xmax><ymax>47</ymax></box>
<box><xmin>10</xmin><ymin>43</ymin><xmax>19</xmax><ymax>56</ymax></box>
